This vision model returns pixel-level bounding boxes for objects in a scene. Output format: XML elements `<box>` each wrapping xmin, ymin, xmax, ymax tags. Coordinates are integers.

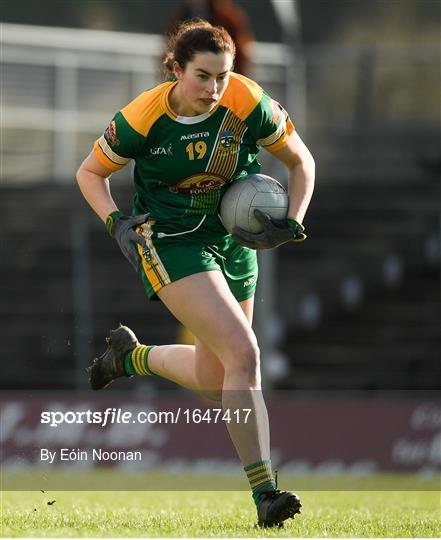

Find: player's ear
<box><xmin>173</xmin><ymin>61</ymin><xmax>184</xmax><ymax>80</ymax></box>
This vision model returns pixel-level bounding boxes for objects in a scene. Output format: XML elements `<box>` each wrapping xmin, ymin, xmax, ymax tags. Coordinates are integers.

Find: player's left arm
<box><xmin>232</xmin><ymin>85</ymin><xmax>315</xmax><ymax>249</ymax></box>
<box><xmin>232</xmin><ymin>131</ymin><xmax>315</xmax><ymax>250</ymax></box>
<box><xmin>270</xmin><ymin>131</ymin><xmax>315</xmax><ymax>226</ymax></box>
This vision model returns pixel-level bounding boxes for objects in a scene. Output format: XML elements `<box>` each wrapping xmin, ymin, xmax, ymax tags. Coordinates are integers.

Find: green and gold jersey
<box><xmin>93</xmin><ymin>73</ymin><xmax>294</xmax><ymax>226</ymax></box>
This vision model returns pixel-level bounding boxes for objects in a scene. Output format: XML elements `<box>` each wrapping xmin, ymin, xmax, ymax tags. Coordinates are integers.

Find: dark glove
<box><xmin>106</xmin><ymin>211</ymin><xmax>150</xmax><ymax>271</ymax></box>
<box><xmin>232</xmin><ymin>208</ymin><xmax>307</xmax><ymax>250</ymax></box>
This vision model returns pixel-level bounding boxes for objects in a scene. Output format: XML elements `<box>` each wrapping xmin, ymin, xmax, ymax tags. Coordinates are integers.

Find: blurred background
<box><xmin>1</xmin><ymin>0</ymin><xmax>440</xmax><ymax>476</ymax></box>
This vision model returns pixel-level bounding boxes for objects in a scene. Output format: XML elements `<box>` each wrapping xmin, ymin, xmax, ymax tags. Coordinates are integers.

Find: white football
<box><xmin>220</xmin><ymin>174</ymin><xmax>288</xmax><ymax>234</ymax></box>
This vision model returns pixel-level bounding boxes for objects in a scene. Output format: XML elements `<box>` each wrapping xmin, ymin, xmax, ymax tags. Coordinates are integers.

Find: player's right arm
<box><xmin>76</xmin><ymin>150</ymin><xmax>120</xmax><ymax>224</ymax></box>
<box><xmin>76</xmin><ymin>88</ymin><xmax>167</xmax><ymax>269</ymax></box>
<box><xmin>76</xmin><ymin>150</ymin><xmax>148</xmax><ymax>272</ymax></box>
<box><xmin>76</xmin><ymin>89</ymin><xmax>157</xmax><ymax>223</ymax></box>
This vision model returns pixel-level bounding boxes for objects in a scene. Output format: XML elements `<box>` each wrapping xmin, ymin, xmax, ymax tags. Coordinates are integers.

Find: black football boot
<box><xmin>87</xmin><ymin>324</ymin><xmax>138</xmax><ymax>390</ymax></box>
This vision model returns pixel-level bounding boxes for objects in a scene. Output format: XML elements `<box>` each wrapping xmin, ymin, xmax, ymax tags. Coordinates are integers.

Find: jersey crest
<box><xmin>220</xmin><ymin>131</ymin><xmax>234</xmax><ymax>148</ymax></box>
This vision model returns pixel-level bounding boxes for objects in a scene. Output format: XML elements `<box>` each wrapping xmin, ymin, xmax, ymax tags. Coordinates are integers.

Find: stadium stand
<box><xmin>1</xmin><ymin>136</ymin><xmax>438</xmax><ymax>392</ymax></box>
<box><xmin>2</xmin><ymin>25</ymin><xmax>439</xmax><ymax>393</ymax></box>
<box><xmin>278</xmin><ymin>129</ymin><xmax>440</xmax><ymax>391</ymax></box>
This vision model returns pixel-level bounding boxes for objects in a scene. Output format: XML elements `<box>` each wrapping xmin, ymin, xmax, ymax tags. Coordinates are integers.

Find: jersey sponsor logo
<box><xmin>105</xmin><ymin>120</ymin><xmax>120</xmax><ymax>146</ymax></box>
<box><xmin>170</xmin><ymin>173</ymin><xmax>226</xmax><ymax>195</ymax></box>
<box><xmin>180</xmin><ymin>132</ymin><xmax>210</xmax><ymax>141</ymax></box>
<box><xmin>243</xmin><ymin>275</ymin><xmax>257</xmax><ymax>287</ymax></box>
<box><xmin>150</xmin><ymin>143</ymin><xmax>173</xmax><ymax>156</ymax></box>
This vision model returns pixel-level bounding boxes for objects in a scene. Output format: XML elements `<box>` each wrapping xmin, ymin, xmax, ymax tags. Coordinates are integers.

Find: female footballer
<box><xmin>76</xmin><ymin>19</ymin><xmax>314</xmax><ymax>528</ymax></box>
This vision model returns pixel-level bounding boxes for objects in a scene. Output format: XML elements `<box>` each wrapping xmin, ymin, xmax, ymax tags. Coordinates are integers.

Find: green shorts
<box><xmin>134</xmin><ymin>216</ymin><xmax>258</xmax><ymax>302</ymax></box>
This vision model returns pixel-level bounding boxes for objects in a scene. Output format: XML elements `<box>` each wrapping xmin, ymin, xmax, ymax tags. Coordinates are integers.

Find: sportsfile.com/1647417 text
<box><xmin>40</xmin><ymin>408</ymin><xmax>253</xmax><ymax>427</ymax></box>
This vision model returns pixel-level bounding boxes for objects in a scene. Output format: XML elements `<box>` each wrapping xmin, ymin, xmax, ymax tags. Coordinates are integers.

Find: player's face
<box><xmin>173</xmin><ymin>51</ymin><xmax>233</xmax><ymax>116</ymax></box>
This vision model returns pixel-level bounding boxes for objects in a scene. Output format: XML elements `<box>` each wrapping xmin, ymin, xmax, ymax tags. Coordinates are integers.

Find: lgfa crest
<box><xmin>105</xmin><ymin>120</ymin><xmax>120</xmax><ymax>146</ymax></box>
<box><xmin>220</xmin><ymin>130</ymin><xmax>234</xmax><ymax>148</ymax></box>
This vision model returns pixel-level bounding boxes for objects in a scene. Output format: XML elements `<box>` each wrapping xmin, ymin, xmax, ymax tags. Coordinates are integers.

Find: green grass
<box><xmin>4</xmin><ymin>470</ymin><xmax>439</xmax><ymax>492</ymax></box>
<box><xmin>2</xmin><ymin>488</ymin><xmax>440</xmax><ymax>537</ymax></box>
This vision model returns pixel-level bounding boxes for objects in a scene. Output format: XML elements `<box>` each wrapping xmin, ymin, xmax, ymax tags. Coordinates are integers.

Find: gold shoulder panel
<box><xmin>220</xmin><ymin>73</ymin><xmax>263</xmax><ymax>121</ymax></box>
<box><xmin>120</xmin><ymin>82</ymin><xmax>174</xmax><ymax>136</ymax></box>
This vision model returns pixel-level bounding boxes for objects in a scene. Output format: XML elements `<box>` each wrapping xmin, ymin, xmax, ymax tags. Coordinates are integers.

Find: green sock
<box><xmin>123</xmin><ymin>345</ymin><xmax>155</xmax><ymax>376</ymax></box>
<box><xmin>244</xmin><ymin>459</ymin><xmax>276</xmax><ymax>507</ymax></box>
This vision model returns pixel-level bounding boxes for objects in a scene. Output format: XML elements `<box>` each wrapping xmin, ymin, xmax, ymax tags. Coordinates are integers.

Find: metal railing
<box><xmin>2</xmin><ymin>23</ymin><xmax>438</xmax><ymax>183</ymax></box>
<box><xmin>1</xmin><ymin>23</ymin><xmax>289</xmax><ymax>182</ymax></box>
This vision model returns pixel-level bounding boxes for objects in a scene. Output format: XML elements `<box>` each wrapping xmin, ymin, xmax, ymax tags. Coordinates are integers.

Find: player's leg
<box><xmin>146</xmin><ymin>296</ymin><xmax>254</xmax><ymax>401</ymax></box>
<box><xmin>87</xmin><ymin>269</ymin><xmax>300</xmax><ymax>525</ymax></box>
<box><xmin>146</xmin><ymin>338</ymin><xmax>223</xmax><ymax>401</ymax></box>
<box><xmin>90</xmin><ymin>269</ymin><xmax>266</xmax><ymax>463</ymax></box>
<box><xmin>157</xmin><ymin>271</ymin><xmax>269</xmax><ymax>460</ymax></box>
<box><xmin>87</xmin><ymin>296</ymin><xmax>251</xmax><ymax>401</ymax></box>
<box><xmin>157</xmin><ymin>270</ymin><xmax>300</xmax><ymax>526</ymax></box>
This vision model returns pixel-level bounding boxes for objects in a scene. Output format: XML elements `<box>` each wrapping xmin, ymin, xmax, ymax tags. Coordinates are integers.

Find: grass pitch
<box><xmin>1</xmin><ymin>477</ymin><xmax>440</xmax><ymax>537</ymax></box>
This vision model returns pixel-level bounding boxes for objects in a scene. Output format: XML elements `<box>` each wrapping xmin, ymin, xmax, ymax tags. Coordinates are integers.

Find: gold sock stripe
<box><xmin>249</xmin><ymin>472</ymin><xmax>273</xmax><ymax>489</ymax></box>
<box><xmin>137</xmin><ymin>346</ymin><xmax>150</xmax><ymax>375</ymax></box>
<box><xmin>245</xmin><ymin>460</ymin><xmax>274</xmax><ymax>491</ymax></box>
<box><xmin>247</xmin><ymin>465</ymin><xmax>272</xmax><ymax>480</ymax></box>
<box><xmin>131</xmin><ymin>346</ymin><xmax>143</xmax><ymax>375</ymax></box>
<box><xmin>132</xmin><ymin>345</ymin><xmax>149</xmax><ymax>375</ymax></box>
<box><xmin>245</xmin><ymin>462</ymin><xmax>272</xmax><ymax>476</ymax></box>
<box><xmin>248</xmin><ymin>469</ymin><xmax>273</xmax><ymax>485</ymax></box>
<box><xmin>244</xmin><ymin>459</ymin><xmax>271</xmax><ymax>471</ymax></box>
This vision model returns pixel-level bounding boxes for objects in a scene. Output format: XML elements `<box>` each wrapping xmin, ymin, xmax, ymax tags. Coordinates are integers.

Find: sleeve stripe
<box><xmin>256</xmin><ymin>113</ymin><xmax>287</xmax><ymax>147</ymax></box>
<box><xmin>98</xmin><ymin>135</ymin><xmax>131</xmax><ymax>166</ymax></box>
<box><xmin>93</xmin><ymin>140</ymin><xmax>122</xmax><ymax>171</ymax></box>
<box><xmin>263</xmin><ymin>114</ymin><xmax>295</xmax><ymax>153</ymax></box>
<box><xmin>256</xmin><ymin>123</ymin><xmax>285</xmax><ymax>147</ymax></box>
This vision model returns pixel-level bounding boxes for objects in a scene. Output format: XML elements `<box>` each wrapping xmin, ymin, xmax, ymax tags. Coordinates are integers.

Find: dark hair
<box><xmin>163</xmin><ymin>18</ymin><xmax>236</xmax><ymax>78</ymax></box>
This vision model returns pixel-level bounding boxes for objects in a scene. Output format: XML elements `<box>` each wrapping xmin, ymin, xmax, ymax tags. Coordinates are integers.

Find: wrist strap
<box><xmin>287</xmin><ymin>218</ymin><xmax>303</xmax><ymax>234</ymax></box>
<box><xmin>106</xmin><ymin>210</ymin><xmax>122</xmax><ymax>236</ymax></box>
<box><xmin>287</xmin><ymin>218</ymin><xmax>307</xmax><ymax>242</ymax></box>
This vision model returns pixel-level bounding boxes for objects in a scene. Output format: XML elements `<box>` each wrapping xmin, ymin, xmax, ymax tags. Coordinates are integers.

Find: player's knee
<box><xmin>226</xmin><ymin>338</ymin><xmax>260</xmax><ymax>386</ymax></box>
